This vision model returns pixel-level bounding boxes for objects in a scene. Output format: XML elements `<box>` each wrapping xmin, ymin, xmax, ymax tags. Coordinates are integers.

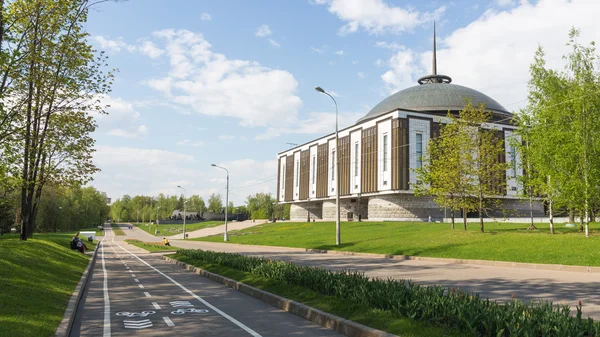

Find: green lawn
<box><xmin>111</xmin><ymin>223</ymin><xmax>125</xmax><ymax>235</ymax></box>
<box><xmin>134</xmin><ymin>221</ymin><xmax>223</xmax><ymax>236</ymax></box>
<box><xmin>0</xmin><ymin>232</ymin><xmax>96</xmax><ymax>337</ymax></box>
<box><xmin>125</xmin><ymin>239</ymin><xmax>179</xmax><ymax>252</ymax></box>
<box><xmin>170</xmin><ymin>253</ymin><xmax>459</xmax><ymax>337</ymax></box>
<box><xmin>195</xmin><ymin>221</ymin><xmax>600</xmax><ymax>266</ymax></box>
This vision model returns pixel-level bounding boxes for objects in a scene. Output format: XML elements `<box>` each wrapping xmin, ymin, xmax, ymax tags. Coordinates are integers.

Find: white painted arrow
<box><xmin>123</xmin><ymin>319</ymin><xmax>153</xmax><ymax>329</ymax></box>
<box><xmin>169</xmin><ymin>301</ymin><xmax>193</xmax><ymax>307</ymax></box>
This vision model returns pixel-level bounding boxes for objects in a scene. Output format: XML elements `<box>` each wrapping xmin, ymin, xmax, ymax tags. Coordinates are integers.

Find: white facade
<box><xmin>408</xmin><ymin>118</ymin><xmax>430</xmax><ymax>187</ymax></box>
<box><xmin>377</xmin><ymin>119</ymin><xmax>392</xmax><ymax>191</ymax></box>
<box><xmin>309</xmin><ymin>145</ymin><xmax>318</xmax><ymax>198</ymax></box>
<box><xmin>350</xmin><ymin>130</ymin><xmax>361</xmax><ymax>194</ymax></box>
<box><xmin>277</xmin><ymin>109</ymin><xmax>520</xmax><ymax>203</ymax></box>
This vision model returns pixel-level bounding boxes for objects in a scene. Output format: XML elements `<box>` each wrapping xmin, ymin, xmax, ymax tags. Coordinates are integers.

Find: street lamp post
<box><xmin>177</xmin><ymin>186</ymin><xmax>187</xmax><ymax>239</ymax></box>
<box><xmin>315</xmin><ymin>86</ymin><xmax>341</xmax><ymax>246</ymax></box>
<box><xmin>211</xmin><ymin>164</ymin><xmax>229</xmax><ymax>242</ymax></box>
<box><xmin>156</xmin><ymin>206</ymin><xmax>160</xmax><ymax>234</ymax></box>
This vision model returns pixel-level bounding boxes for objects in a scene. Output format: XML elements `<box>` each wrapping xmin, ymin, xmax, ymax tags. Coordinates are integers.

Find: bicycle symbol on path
<box><xmin>116</xmin><ymin>311</ymin><xmax>156</xmax><ymax>318</ymax></box>
<box><xmin>171</xmin><ymin>308</ymin><xmax>210</xmax><ymax>315</ymax></box>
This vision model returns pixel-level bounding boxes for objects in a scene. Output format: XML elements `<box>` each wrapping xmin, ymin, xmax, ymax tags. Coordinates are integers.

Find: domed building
<box><xmin>276</xmin><ymin>29</ymin><xmax>544</xmax><ymax>221</ymax></box>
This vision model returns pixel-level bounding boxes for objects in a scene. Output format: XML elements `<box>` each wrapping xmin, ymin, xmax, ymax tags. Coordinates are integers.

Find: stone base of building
<box><xmin>288</xmin><ymin>193</ymin><xmax>545</xmax><ymax>222</ymax></box>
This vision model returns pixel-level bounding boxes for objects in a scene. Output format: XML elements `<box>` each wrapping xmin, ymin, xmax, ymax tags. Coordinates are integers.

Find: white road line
<box><xmin>128</xmin><ymin>270</ymin><xmax>133</xmax><ymax>273</ymax></box>
<box><xmin>163</xmin><ymin>316</ymin><xmax>175</xmax><ymax>327</ymax></box>
<box><xmin>138</xmin><ymin>284</ymin><xmax>144</xmax><ymax>289</ymax></box>
<box><xmin>131</xmin><ymin>274</ymin><xmax>136</xmax><ymax>277</ymax></box>
<box><xmin>152</xmin><ymin>302</ymin><xmax>161</xmax><ymax>310</ymax></box>
<box><xmin>112</xmin><ymin>237</ymin><xmax>263</xmax><ymax>337</ymax></box>
<box><xmin>101</xmin><ymin>228</ymin><xmax>112</xmax><ymax>337</ymax></box>
<box><xmin>134</xmin><ymin>278</ymin><xmax>140</xmax><ymax>283</ymax></box>
<box><xmin>144</xmin><ymin>292</ymin><xmax>151</xmax><ymax>297</ymax></box>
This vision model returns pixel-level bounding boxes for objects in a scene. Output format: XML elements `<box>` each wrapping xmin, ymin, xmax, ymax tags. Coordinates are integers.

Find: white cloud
<box><xmin>143</xmin><ymin>29</ymin><xmax>302</xmax><ymax>128</ymax></box>
<box><xmin>200</xmin><ymin>12</ymin><xmax>212</xmax><ymax>21</ymax></box>
<box><xmin>310</xmin><ymin>45</ymin><xmax>327</xmax><ymax>54</ymax></box>
<box><xmin>91</xmin><ymin>146</ymin><xmax>277</xmax><ymax>204</ymax></box>
<box><xmin>219</xmin><ymin>135</ymin><xmax>236</xmax><ymax>140</ymax></box>
<box><xmin>352</xmin><ymin>60</ymin><xmax>359</xmax><ymax>64</ymax></box>
<box><xmin>256</xmin><ymin>111</ymin><xmax>363</xmax><ymax>140</ymax></box>
<box><xmin>255</xmin><ymin>24</ymin><xmax>273</xmax><ymax>37</ymax></box>
<box><xmin>268</xmin><ymin>39</ymin><xmax>281</xmax><ymax>47</ymax></box>
<box><xmin>374</xmin><ymin>58</ymin><xmax>384</xmax><ymax>67</ymax></box>
<box><xmin>94</xmin><ymin>95</ymin><xmax>148</xmax><ymax>138</ymax></box>
<box><xmin>358</xmin><ymin>72</ymin><xmax>366</xmax><ymax>78</ymax></box>
<box><xmin>106</xmin><ymin>125</ymin><xmax>148</xmax><ymax>138</ymax></box>
<box><xmin>139</xmin><ymin>41</ymin><xmax>165</xmax><ymax>59</ymax></box>
<box><xmin>314</xmin><ymin>0</ymin><xmax>446</xmax><ymax>35</ymax></box>
<box><xmin>335</xmin><ymin>50</ymin><xmax>344</xmax><ymax>56</ymax></box>
<box><xmin>379</xmin><ymin>0</ymin><xmax>600</xmax><ymax>112</ymax></box>
<box><xmin>375</xmin><ymin>41</ymin><xmax>405</xmax><ymax>50</ymax></box>
<box><xmin>93</xmin><ymin>36</ymin><xmax>136</xmax><ymax>53</ymax></box>
<box><xmin>176</xmin><ymin>139</ymin><xmax>204</xmax><ymax>147</ymax></box>
<box><xmin>496</xmin><ymin>0</ymin><xmax>514</xmax><ymax>7</ymax></box>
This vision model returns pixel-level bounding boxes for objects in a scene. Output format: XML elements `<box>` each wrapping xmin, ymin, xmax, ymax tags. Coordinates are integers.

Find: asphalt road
<box><xmin>70</xmin><ymin>226</ymin><xmax>344</xmax><ymax>337</ymax></box>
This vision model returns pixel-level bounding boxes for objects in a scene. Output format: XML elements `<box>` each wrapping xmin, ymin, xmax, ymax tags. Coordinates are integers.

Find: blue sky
<box><xmin>86</xmin><ymin>0</ymin><xmax>600</xmax><ymax>205</ymax></box>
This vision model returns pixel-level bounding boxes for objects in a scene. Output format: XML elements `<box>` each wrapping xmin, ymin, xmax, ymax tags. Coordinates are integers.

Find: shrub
<box><xmin>177</xmin><ymin>249</ymin><xmax>600</xmax><ymax>337</ymax></box>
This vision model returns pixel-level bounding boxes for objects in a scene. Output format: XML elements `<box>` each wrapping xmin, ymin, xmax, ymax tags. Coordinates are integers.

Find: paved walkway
<box><xmin>122</xmin><ymin>227</ymin><xmax>600</xmax><ymax>319</ymax></box>
<box><xmin>71</xmin><ymin>226</ymin><xmax>344</xmax><ymax>336</ymax></box>
<box><xmin>170</xmin><ymin>220</ymin><xmax>268</xmax><ymax>239</ymax></box>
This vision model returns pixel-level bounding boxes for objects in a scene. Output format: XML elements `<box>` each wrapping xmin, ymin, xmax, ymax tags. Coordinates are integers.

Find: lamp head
<box><xmin>211</xmin><ymin>164</ymin><xmax>216</xmax><ymax>167</ymax></box>
<box><xmin>177</xmin><ymin>185</ymin><xmax>182</xmax><ymax>188</ymax></box>
<box><xmin>315</xmin><ymin>86</ymin><xmax>325</xmax><ymax>93</ymax></box>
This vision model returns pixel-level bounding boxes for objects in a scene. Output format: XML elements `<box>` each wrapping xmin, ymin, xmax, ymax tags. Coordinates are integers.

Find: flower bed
<box><xmin>177</xmin><ymin>249</ymin><xmax>600</xmax><ymax>337</ymax></box>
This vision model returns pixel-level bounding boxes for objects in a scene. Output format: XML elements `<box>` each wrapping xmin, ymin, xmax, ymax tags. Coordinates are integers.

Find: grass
<box><xmin>195</xmin><ymin>221</ymin><xmax>600</xmax><ymax>266</ymax></box>
<box><xmin>111</xmin><ymin>223</ymin><xmax>125</xmax><ymax>236</ymax></box>
<box><xmin>0</xmin><ymin>231</ymin><xmax>97</xmax><ymax>337</ymax></box>
<box><xmin>124</xmin><ymin>239</ymin><xmax>179</xmax><ymax>252</ymax></box>
<box><xmin>133</xmin><ymin>221</ymin><xmax>223</xmax><ymax>236</ymax></box>
<box><xmin>170</xmin><ymin>253</ymin><xmax>459</xmax><ymax>337</ymax></box>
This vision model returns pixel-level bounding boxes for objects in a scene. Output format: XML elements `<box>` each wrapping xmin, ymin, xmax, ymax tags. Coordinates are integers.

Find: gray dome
<box><xmin>357</xmin><ymin>82</ymin><xmax>511</xmax><ymax>124</ymax></box>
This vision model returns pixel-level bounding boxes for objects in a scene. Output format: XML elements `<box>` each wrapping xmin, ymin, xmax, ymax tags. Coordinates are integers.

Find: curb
<box><xmin>163</xmin><ymin>256</ymin><xmax>397</xmax><ymax>337</ymax></box>
<box><xmin>55</xmin><ymin>245</ymin><xmax>99</xmax><ymax>337</ymax></box>
<box><xmin>301</xmin><ymin>248</ymin><xmax>600</xmax><ymax>273</ymax></box>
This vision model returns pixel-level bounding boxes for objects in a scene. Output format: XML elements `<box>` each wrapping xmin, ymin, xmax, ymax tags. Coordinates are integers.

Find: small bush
<box><xmin>177</xmin><ymin>249</ymin><xmax>600</xmax><ymax>337</ymax></box>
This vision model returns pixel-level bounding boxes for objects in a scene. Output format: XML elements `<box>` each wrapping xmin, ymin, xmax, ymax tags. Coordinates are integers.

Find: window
<box><xmin>295</xmin><ymin>160</ymin><xmax>299</xmax><ymax>187</ymax></box>
<box><xmin>354</xmin><ymin>142</ymin><xmax>359</xmax><ymax>177</ymax></box>
<box><xmin>331</xmin><ymin>150</ymin><xmax>335</xmax><ymax>181</ymax></box>
<box><xmin>312</xmin><ymin>155</ymin><xmax>316</xmax><ymax>184</ymax></box>
<box><xmin>282</xmin><ymin>165</ymin><xmax>285</xmax><ymax>187</ymax></box>
<box><xmin>416</xmin><ymin>133</ymin><xmax>423</xmax><ymax>168</ymax></box>
<box><xmin>510</xmin><ymin>146</ymin><xmax>517</xmax><ymax>178</ymax></box>
<box><xmin>383</xmin><ymin>134</ymin><xmax>388</xmax><ymax>172</ymax></box>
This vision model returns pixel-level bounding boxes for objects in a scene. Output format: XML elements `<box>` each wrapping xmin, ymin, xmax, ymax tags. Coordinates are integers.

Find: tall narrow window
<box><xmin>282</xmin><ymin>165</ymin><xmax>285</xmax><ymax>190</ymax></box>
<box><xmin>331</xmin><ymin>150</ymin><xmax>335</xmax><ymax>181</ymax></box>
<box><xmin>312</xmin><ymin>155</ymin><xmax>316</xmax><ymax>184</ymax></box>
<box><xmin>510</xmin><ymin>146</ymin><xmax>517</xmax><ymax>178</ymax></box>
<box><xmin>295</xmin><ymin>160</ymin><xmax>299</xmax><ymax>187</ymax></box>
<box><xmin>354</xmin><ymin>142</ymin><xmax>359</xmax><ymax>177</ymax></box>
<box><xmin>416</xmin><ymin>133</ymin><xmax>423</xmax><ymax>168</ymax></box>
<box><xmin>383</xmin><ymin>134</ymin><xmax>388</xmax><ymax>172</ymax></box>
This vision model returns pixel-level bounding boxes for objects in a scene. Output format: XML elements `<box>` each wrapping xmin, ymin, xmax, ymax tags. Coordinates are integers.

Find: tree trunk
<box><xmin>479</xmin><ymin>194</ymin><xmax>484</xmax><ymax>233</ymax></box>
<box><xmin>584</xmin><ymin>199</ymin><xmax>589</xmax><ymax>238</ymax></box>
<box><xmin>450</xmin><ymin>195</ymin><xmax>455</xmax><ymax>229</ymax></box>
<box><xmin>569</xmin><ymin>209</ymin><xmax>575</xmax><ymax>223</ymax></box>
<box><xmin>579</xmin><ymin>210</ymin><xmax>584</xmax><ymax>232</ymax></box>
<box><xmin>549</xmin><ymin>199</ymin><xmax>555</xmax><ymax>235</ymax></box>
<box><xmin>463</xmin><ymin>208</ymin><xmax>467</xmax><ymax>230</ymax></box>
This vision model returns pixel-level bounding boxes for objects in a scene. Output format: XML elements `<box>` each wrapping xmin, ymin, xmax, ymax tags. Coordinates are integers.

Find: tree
<box><xmin>227</xmin><ymin>201</ymin><xmax>235</xmax><ymax>215</ymax></box>
<box><xmin>187</xmin><ymin>195</ymin><xmax>205</xmax><ymax>214</ymax></box>
<box><xmin>5</xmin><ymin>0</ymin><xmax>114</xmax><ymax>240</ymax></box>
<box><xmin>415</xmin><ymin>101</ymin><xmax>506</xmax><ymax>232</ymax></box>
<box><xmin>246</xmin><ymin>192</ymin><xmax>276</xmax><ymax>220</ymax></box>
<box><xmin>207</xmin><ymin>193</ymin><xmax>222</xmax><ymax>213</ymax></box>
<box><xmin>519</xmin><ymin>28</ymin><xmax>600</xmax><ymax>237</ymax></box>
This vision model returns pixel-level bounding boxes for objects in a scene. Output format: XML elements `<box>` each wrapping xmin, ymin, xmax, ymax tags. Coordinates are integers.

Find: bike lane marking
<box><xmin>111</xmin><ymin>236</ymin><xmax>263</xmax><ymax>337</ymax></box>
<box><xmin>101</xmin><ymin>227</ymin><xmax>112</xmax><ymax>337</ymax></box>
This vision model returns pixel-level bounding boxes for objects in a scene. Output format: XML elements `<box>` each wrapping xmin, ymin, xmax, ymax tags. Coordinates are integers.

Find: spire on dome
<box><xmin>418</xmin><ymin>21</ymin><xmax>452</xmax><ymax>85</ymax></box>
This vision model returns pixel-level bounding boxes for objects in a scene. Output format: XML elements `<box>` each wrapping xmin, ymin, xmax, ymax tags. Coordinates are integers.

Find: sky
<box><xmin>86</xmin><ymin>0</ymin><xmax>600</xmax><ymax>205</ymax></box>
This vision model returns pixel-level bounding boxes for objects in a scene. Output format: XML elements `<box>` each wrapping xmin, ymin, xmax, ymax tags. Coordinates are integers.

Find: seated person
<box><xmin>70</xmin><ymin>233</ymin><xmax>87</xmax><ymax>253</ymax></box>
<box><xmin>163</xmin><ymin>237</ymin><xmax>171</xmax><ymax>246</ymax></box>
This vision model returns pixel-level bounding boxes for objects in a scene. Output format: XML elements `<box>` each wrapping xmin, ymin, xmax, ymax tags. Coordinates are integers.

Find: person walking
<box><xmin>163</xmin><ymin>237</ymin><xmax>171</xmax><ymax>246</ymax></box>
